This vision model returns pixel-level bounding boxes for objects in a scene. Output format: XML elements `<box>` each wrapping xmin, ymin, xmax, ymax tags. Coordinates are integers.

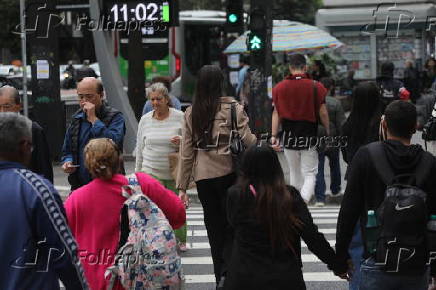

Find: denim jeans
<box><xmin>359</xmin><ymin>257</ymin><xmax>429</xmax><ymax>290</ymax></box>
<box><xmin>315</xmin><ymin>148</ymin><xmax>341</xmax><ymax>202</ymax></box>
<box><xmin>348</xmin><ymin>224</ymin><xmax>363</xmax><ymax>290</ymax></box>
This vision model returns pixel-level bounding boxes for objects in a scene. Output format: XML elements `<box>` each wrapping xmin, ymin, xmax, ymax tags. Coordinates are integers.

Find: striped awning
<box><xmin>224</xmin><ymin>20</ymin><xmax>343</xmax><ymax>54</ymax></box>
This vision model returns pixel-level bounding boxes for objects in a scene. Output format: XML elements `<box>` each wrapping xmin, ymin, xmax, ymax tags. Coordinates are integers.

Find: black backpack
<box><xmin>378</xmin><ymin>79</ymin><xmax>402</xmax><ymax>108</ymax></box>
<box><xmin>368</xmin><ymin>142</ymin><xmax>434</xmax><ymax>273</ymax></box>
<box><xmin>422</xmin><ymin>101</ymin><xmax>436</xmax><ymax>143</ymax></box>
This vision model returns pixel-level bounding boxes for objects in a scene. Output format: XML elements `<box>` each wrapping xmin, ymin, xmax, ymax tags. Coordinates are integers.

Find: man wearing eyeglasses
<box><xmin>0</xmin><ymin>85</ymin><xmax>53</xmax><ymax>182</ymax></box>
<box><xmin>61</xmin><ymin>77</ymin><xmax>125</xmax><ymax>190</ymax></box>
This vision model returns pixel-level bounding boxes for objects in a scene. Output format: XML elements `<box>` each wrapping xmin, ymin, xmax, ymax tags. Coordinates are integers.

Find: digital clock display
<box><xmin>107</xmin><ymin>1</ymin><xmax>171</xmax><ymax>23</ymax></box>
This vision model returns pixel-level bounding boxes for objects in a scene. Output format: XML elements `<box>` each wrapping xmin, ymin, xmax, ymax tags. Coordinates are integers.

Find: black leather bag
<box><xmin>230</xmin><ymin>103</ymin><xmax>245</xmax><ymax>171</ymax></box>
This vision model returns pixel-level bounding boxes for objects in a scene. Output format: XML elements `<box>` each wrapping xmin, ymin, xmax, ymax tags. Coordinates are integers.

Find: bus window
<box><xmin>184</xmin><ymin>25</ymin><xmax>223</xmax><ymax>76</ymax></box>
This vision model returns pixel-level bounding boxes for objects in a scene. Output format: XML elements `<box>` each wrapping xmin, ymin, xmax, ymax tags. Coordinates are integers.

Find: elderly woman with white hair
<box><xmin>135</xmin><ymin>82</ymin><xmax>188</xmax><ymax>251</ymax></box>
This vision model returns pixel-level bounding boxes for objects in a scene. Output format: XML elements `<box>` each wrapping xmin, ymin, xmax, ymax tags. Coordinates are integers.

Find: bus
<box><xmin>117</xmin><ymin>10</ymin><xmax>227</xmax><ymax>102</ymax></box>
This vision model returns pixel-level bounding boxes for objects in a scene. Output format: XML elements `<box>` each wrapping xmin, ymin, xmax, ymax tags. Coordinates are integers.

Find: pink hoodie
<box><xmin>64</xmin><ymin>173</ymin><xmax>186</xmax><ymax>290</ymax></box>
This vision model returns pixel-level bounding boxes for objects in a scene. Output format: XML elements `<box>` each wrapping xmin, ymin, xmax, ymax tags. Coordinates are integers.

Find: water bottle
<box><xmin>427</xmin><ymin>215</ymin><xmax>436</xmax><ymax>254</ymax></box>
<box><xmin>366</xmin><ymin>210</ymin><xmax>379</xmax><ymax>254</ymax></box>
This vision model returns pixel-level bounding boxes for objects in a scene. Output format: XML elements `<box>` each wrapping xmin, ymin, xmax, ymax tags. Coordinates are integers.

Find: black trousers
<box><xmin>196</xmin><ymin>173</ymin><xmax>236</xmax><ymax>283</ymax></box>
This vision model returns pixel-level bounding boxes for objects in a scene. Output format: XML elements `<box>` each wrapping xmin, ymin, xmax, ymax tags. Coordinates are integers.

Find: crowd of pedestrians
<box><xmin>3</xmin><ymin>52</ymin><xmax>436</xmax><ymax>290</ymax></box>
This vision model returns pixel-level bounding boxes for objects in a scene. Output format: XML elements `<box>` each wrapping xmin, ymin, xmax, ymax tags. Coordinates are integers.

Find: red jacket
<box><xmin>64</xmin><ymin>173</ymin><xmax>186</xmax><ymax>290</ymax></box>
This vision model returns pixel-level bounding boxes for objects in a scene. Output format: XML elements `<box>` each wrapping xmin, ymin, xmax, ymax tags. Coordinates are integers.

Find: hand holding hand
<box><xmin>179</xmin><ymin>190</ymin><xmax>189</xmax><ymax>209</ymax></box>
<box><xmin>62</xmin><ymin>161</ymin><xmax>77</xmax><ymax>174</ymax></box>
<box><xmin>429</xmin><ymin>277</ymin><xmax>436</xmax><ymax>290</ymax></box>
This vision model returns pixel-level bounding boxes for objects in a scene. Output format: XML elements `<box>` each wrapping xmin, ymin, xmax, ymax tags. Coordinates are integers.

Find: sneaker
<box><xmin>178</xmin><ymin>242</ymin><xmax>188</xmax><ymax>252</ymax></box>
<box><xmin>314</xmin><ymin>202</ymin><xmax>325</xmax><ymax>207</ymax></box>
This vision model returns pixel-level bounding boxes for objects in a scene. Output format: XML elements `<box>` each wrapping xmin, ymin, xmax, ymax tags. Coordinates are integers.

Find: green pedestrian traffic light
<box><xmin>247</xmin><ymin>32</ymin><xmax>264</xmax><ymax>51</ymax></box>
<box><xmin>250</xmin><ymin>35</ymin><xmax>262</xmax><ymax>50</ymax></box>
<box><xmin>228</xmin><ymin>13</ymin><xmax>238</xmax><ymax>24</ymax></box>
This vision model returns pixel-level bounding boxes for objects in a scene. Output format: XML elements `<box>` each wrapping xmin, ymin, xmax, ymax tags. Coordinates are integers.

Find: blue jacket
<box><xmin>61</xmin><ymin>108</ymin><xmax>125</xmax><ymax>186</ymax></box>
<box><xmin>0</xmin><ymin>161</ymin><xmax>88</xmax><ymax>290</ymax></box>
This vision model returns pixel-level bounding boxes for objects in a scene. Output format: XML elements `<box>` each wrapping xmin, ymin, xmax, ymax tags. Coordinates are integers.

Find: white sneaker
<box><xmin>314</xmin><ymin>202</ymin><xmax>325</xmax><ymax>207</ymax></box>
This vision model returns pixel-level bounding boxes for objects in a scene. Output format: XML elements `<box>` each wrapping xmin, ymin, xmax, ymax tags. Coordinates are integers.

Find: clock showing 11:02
<box><xmin>108</xmin><ymin>1</ymin><xmax>171</xmax><ymax>23</ymax></box>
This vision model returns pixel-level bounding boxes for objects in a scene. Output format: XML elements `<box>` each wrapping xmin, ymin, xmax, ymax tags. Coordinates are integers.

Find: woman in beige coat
<box><xmin>177</xmin><ymin>65</ymin><xmax>256</xmax><ymax>288</ymax></box>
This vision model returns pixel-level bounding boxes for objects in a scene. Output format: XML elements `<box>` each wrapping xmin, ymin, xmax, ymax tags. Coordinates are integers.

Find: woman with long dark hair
<box><xmin>341</xmin><ymin>81</ymin><xmax>383</xmax><ymax>290</ymax></box>
<box><xmin>225</xmin><ymin>145</ymin><xmax>348</xmax><ymax>289</ymax></box>
<box><xmin>177</xmin><ymin>65</ymin><xmax>257</xmax><ymax>287</ymax></box>
<box><xmin>342</xmin><ymin>81</ymin><xmax>383</xmax><ymax>167</ymax></box>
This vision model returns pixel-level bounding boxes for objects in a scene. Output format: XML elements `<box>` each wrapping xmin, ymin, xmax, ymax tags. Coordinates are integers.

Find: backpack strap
<box><xmin>415</xmin><ymin>152</ymin><xmax>434</xmax><ymax>188</ymax></box>
<box><xmin>368</xmin><ymin>142</ymin><xmax>395</xmax><ymax>185</ymax></box>
<box><xmin>368</xmin><ymin>142</ymin><xmax>434</xmax><ymax>187</ymax></box>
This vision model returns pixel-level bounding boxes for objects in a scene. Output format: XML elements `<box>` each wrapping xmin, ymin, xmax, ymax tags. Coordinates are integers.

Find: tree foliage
<box><xmin>273</xmin><ymin>0</ymin><xmax>322</xmax><ymax>24</ymax></box>
<box><xmin>0</xmin><ymin>0</ymin><xmax>21</xmax><ymax>58</ymax></box>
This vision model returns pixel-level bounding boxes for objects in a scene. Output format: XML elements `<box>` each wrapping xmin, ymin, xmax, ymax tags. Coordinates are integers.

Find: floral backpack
<box><xmin>106</xmin><ymin>174</ymin><xmax>183</xmax><ymax>290</ymax></box>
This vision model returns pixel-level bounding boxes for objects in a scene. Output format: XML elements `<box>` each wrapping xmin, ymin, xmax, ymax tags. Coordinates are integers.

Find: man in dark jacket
<box><xmin>377</xmin><ymin>62</ymin><xmax>410</xmax><ymax>109</ymax></box>
<box><xmin>315</xmin><ymin>78</ymin><xmax>346</xmax><ymax>206</ymax></box>
<box><xmin>61</xmin><ymin>77</ymin><xmax>125</xmax><ymax>190</ymax></box>
<box><xmin>0</xmin><ymin>112</ymin><xmax>88</xmax><ymax>289</ymax></box>
<box><xmin>0</xmin><ymin>85</ymin><xmax>53</xmax><ymax>182</ymax></box>
<box><xmin>336</xmin><ymin>100</ymin><xmax>436</xmax><ymax>289</ymax></box>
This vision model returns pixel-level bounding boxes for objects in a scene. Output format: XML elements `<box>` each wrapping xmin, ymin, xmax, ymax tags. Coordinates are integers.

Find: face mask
<box><xmin>379</xmin><ymin>115</ymin><xmax>387</xmax><ymax>141</ymax></box>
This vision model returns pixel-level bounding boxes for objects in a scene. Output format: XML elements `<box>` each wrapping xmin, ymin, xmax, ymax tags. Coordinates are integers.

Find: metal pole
<box><xmin>20</xmin><ymin>0</ymin><xmax>28</xmax><ymax>117</ymax></box>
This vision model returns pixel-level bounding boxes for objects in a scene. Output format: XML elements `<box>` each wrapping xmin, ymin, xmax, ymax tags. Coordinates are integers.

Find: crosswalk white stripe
<box><xmin>187</xmin><ymin>219</ymin><xmax>338</xmax><ymax>226</ymax></box>
<box><xmin>187</xmin><ymin>208</ymin><xmax>340</xmax><ymax>214</ymax></box>
<box><xmin>187</xmin><ymin>240</ymin><xmax>335</xmax><ymax>249</ymax></box>
<box><xmin>184</xmin><ymin>272</ymin><xmax>343</xmax><ymax>283</ymax></box>
<box><xmin>187</xmin><ymin>228</ymin><xmax>336</xmax><ymax>237</ymax></box>
<box><xmin>182</xmin><ymin>254</ymin><xmax>324</xmax><ymax>265</ymax></box>
<box><xmin>187</xmin><ymin>213</ymin><xmax>339</xmax><ymax>219</ymax></box>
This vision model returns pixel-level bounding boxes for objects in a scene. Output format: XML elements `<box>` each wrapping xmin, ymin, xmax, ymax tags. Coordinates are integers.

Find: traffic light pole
<box><xmin>248</xmin><ymin>0</ymin><xmax>272</xmax><ymax>135</ymax></box>
<box><xmin>128</xmin><ymin>28</ymin><xmax>146</xmax><ymax>121</ymax></box>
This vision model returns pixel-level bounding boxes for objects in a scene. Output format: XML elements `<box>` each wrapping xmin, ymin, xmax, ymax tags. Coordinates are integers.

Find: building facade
<box><xmin>316</xmin><ymin>0</ymin><xmax>436</xmax><ymax>79</ymax></box>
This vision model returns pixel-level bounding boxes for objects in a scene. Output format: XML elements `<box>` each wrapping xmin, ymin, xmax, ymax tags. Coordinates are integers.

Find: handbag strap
<box><xmin>231</xmin><ymin>102</ymin><xmax>238</xmax><ymax>132</ymax></box>
<box><xmin>313</xmin><ymin>80</ymin><xmax>319</xmax><ymax>124</ymax></box>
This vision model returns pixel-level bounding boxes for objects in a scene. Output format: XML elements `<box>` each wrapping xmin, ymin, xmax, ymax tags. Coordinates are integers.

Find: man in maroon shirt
<box><xmin>271</xmin><ymin>54</ymin><xmax>330</xmax><ymax>203</ymax></box>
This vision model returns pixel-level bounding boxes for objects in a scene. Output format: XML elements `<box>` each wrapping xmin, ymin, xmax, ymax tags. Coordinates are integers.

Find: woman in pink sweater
<box><xmin>64</xmin><ymin>138</ymin><xmax>186</xmax><ymax>290</ymax></box>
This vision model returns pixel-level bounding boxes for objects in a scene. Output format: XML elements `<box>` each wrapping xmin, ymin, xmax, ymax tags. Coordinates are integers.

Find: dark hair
<box><xmin>380</xmin><ymin>62</ymin><xmax>394</xmax><ymax>78</ymax></box>
<box><xmin>314</xmin><ymin>60</ymin><xmax>326</xmax><ymax>74</ymax></box>
<box><xmin>240</xmin><ymin>55</ymin><xmax>250</xmax><ymax>65</ymax></box>
<box><xmin>425</xmin><ymin>58</ymin><xmax>436</xmax><ymax>69</ymax></box>
<box><xmin>96</xmin><ymin>79</ymin><xmax>104</xmax><ymax>94</ymax></box>
<box><xmin>289</xmin><ymin>54</ymin><xmax>306</xmax><ymax>69</ymax></box>
<box><xmin>384</xmin><ymin>100</ymin><xmax>417</xmax><ymax>139</ymax></box>
<box><xmin>238</xmin><ymin>145</ymin><xmax>303</xmax><ymax>254</ymax></box>
<box><xmin>348</xmin><ymin>82</ymin><xmax>383</xmax><ymax>144</ymax></box>
<box><xmin>152</xmin><ymin>76</ymin><xmax>172</xmax><ymax>92</ymax></box>
<box><xmin>191</xmin><ymin>65</ymin><xmax>224</xmax><ymax>145</ymax></box>
<box><xmin>319</xmin><ymin>77</ymin><xmax>335</xmax><ymax>95</ymax></box>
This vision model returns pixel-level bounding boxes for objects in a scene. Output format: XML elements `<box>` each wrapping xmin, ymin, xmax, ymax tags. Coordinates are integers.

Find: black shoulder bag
<box><xmin>230</xmin><ymin>102</ymin><xmax>245</xmax><ymax>171</ymax></box>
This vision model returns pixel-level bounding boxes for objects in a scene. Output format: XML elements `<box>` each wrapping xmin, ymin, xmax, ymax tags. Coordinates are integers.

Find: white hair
<box><xmin>0</xmin><ymin>112</ymin><xmax>32</xmax><ymax>153</ymax></box>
